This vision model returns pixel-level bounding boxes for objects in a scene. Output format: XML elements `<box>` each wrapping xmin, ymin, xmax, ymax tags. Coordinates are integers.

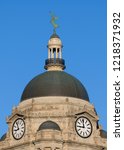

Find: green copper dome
<box><xmin>20</xmin><ymin>71</ymin><xmax>89</xmax><ymax>102</ymax></box>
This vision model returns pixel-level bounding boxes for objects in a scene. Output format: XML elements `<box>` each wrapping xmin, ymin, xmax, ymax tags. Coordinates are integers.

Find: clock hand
<box><xmin>77</xmin><ymin>125</ymin><xmax>85</xmax><ymax>128</ymax></box>
<box><xmin>16</xmin><ymin>122</ymin><xmax>19</xmax><ymax>130</ymax></box>
<box><xmin>81</xmin><ymin>119</ymin><xmax>85</xmax><ymax>128</ymax></box>
<box><xmin>14</xmin><ymin>128</ymin><xmax>19</xmax><ymax>131</ymax></box>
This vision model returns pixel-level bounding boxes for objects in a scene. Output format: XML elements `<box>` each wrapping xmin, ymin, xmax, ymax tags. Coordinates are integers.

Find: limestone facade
<box><xmin>0</xmin><ymin>97</ymin><xmax>106</xmax><ymax>150</ymax></box>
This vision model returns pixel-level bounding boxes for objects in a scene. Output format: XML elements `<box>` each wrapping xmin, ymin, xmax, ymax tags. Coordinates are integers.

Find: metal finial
<box><xmin>50</xmin><ymin>12</ymin><xmax>59</xmax><ymax>33</ymax></box>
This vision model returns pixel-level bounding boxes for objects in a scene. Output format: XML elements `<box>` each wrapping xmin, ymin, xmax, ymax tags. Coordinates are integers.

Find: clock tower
<box><xmin>0</xmin><ymin>30</ymin><xmax>107</xmax><ymax>150</ymax></box>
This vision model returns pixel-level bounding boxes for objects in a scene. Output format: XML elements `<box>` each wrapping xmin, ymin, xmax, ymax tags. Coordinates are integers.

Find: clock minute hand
<box><xmin>81</xmin><ymin>119</ymin><xmax>85</xmax><ymax>128</ymax></box>
<box><xmin>77</xmin><ymin>125</ymin><xmax>85</xmax><ymax>128</ymax></box>
<box><xmin>16</xmin><ymin>122</ymin><xmax>19</xmax><ymax>130</ymax></box>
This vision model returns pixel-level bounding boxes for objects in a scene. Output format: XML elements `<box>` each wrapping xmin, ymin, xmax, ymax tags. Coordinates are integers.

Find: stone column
<box><xmin>60</xmin><ymin>48</ymin><xmax>62</xmax><ymax>59</ymax></box>
<box><xmin>51</xmin><ymin>48</ymin><xmax>54</xmax><ymax>58</ymax></box>
<box><xmin>56</xmin><ymin>48</ymin><xmax>58</xmax><ymax>58</ymax></box>
<box><xmin>48</xmin><ymin>49</ymin><xmax>50</xmax><ymax>59</ymax></box>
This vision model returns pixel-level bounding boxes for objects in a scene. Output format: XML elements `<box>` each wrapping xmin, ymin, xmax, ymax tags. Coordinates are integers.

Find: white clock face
<box><xmin>75</xmin><ymin>116</ymin><xmax>92</xmax><ymax>138</ymax></box>
<box><xmin>12</xmin><ymin>118</ymin><xmax>25</xmax><ymax>140</ymax></box>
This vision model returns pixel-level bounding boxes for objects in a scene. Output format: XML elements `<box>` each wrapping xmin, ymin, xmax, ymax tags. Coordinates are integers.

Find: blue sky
<box><xmin>0</xmin><ymin>0</ymin><xmax>106</xmax><ymax>137</ymax></box>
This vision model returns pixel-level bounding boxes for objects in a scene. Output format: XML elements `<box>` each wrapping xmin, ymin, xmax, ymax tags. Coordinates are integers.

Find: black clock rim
<box><xmin>12</xmin><ymin>118</ymin><xmax>25</xmax><ymax>140</ymax></box>
<box><xmin>75</xmin><ymin>116</ymin><xmax>92</xmax><ymax>138</ymax></box>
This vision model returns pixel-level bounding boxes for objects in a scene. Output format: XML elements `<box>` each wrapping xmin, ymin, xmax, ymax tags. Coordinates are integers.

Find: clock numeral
<box><xmin>85</xmin><ymin>131</ymin><xmax>87</xmax><ymax>135</ymax></box>
<box><xmin>21</xmin><ymin>130</ymin><xmax>24</xmax><ymax>133</ymax></box>
<box><xmin>87</xmin><ymin>130</ymin><xmax>90</xmax><ymax>133</ymax></box>
<box><xmin>87</xmin><ymin>127</ymin><xmax>91</xmax><ymax>129</ymax></box>
<box><xmin>20</xmin><ymin>122</ymin><xmax>23</xmax><ymax>126</ymax></box>
<box><xmin>83</xmin><ymin>132</ymin><xmax>84</xmax><ymax>136</ymax></box>
<box><xmin>80</xmin><ymin>118</ymin><xmax>84</xmax><ymax>123</ymax></box>
<box><xmin>78</xmin><ymin>128</ymin><xmax>81</xmax><ymax>131</ymax></box>
<box><xmin>80</xmin><ymin>131</ymin><xmax>82</xmax><ymax>135</ymax></box>
<box><xmin>78</xmin><ymin>121</ymin><xmax>81</xmax><ymax>125</ymax></box>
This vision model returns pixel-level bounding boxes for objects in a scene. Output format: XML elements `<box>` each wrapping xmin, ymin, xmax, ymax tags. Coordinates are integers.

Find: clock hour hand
<box><xmin>14</xmin><ymin>128</ymin><xmax>19</xmax><ymax>131</ymax></box>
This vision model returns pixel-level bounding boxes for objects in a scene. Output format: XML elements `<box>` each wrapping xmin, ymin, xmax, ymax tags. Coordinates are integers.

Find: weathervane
<box><xmin>50</xmin><ymin>12</ymin><xmax>59</xmax><ymax>33</ymax></box>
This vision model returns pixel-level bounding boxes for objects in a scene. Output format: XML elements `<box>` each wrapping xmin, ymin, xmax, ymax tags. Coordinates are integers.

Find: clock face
<box><xmin>75</xmin><ymin>116</ymin><xmax>92</xmax><ymax>138</ymax></box>
<box><xmin>12</xmin><ymin>118</ymin><xmax>25</xmax><ymax>140</ymax></box>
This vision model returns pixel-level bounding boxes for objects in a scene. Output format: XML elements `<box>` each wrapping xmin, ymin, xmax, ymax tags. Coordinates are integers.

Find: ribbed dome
<box><xmin>20</xmin><ymin>71</ymin><xmax>89</xmax><ymax>102</ymax></box>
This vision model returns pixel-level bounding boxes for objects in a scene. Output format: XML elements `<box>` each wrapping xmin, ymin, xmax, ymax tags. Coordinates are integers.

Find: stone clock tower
<box><xmin>0</xmin><ymin>31</ymin><xmax>107</xmax><ymax>150</ymax></box>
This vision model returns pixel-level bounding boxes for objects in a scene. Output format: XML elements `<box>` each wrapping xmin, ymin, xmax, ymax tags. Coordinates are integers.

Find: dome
<box><xmin>48</xmin><ymin>33</ymin><xmax>62</xmax><ymax>46</ymax></box>
<box><xmin>20</xmin><ymin>71</ymin><xmax>89</xmax><ymax>102</ymax></box>
<box><xmin>38</xmin><ymin>121</ymin><xmax>61</xmax><ymax>131</ymax></box>
<box><xmin>50</xmin><ymin>33</ymin><xmax>60</xmax><ymax>39</ymax></box>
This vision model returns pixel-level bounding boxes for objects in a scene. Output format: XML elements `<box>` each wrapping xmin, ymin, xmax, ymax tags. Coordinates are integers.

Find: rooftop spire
<box><xmin>44</xmin><ymin>14</ymin><xmax>65</xmax><ymax>71</ymax></box>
